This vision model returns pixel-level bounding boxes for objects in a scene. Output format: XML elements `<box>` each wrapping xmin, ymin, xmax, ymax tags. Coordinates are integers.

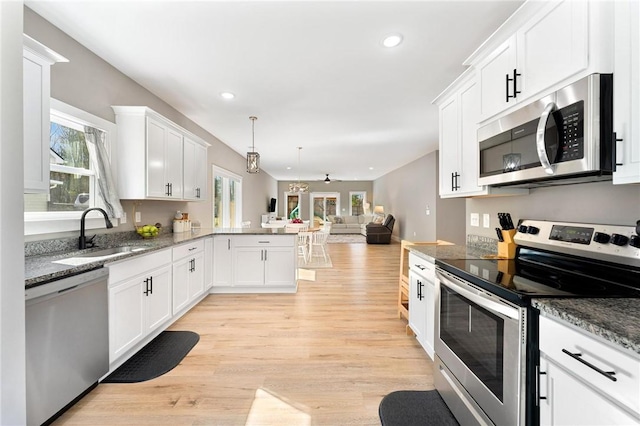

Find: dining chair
<box><xmin>297</xmin><ymin>231</ymin><xmax>312</xmax><ymax>263</ymax></box>
<box><xmin>311</xmin><ymin>230</ymin><xmax>329</xmax><ymax>262</ymax></box>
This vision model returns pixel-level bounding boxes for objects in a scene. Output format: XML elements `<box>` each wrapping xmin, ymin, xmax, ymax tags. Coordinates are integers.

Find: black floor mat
<box><xmin>103</xmin><ymin>331</ymin><xmax>199</xmax><ymax>383</ymax></box>
<box><xmin>379</xmin><ymin>390</ymin><xmax>459</xmax><ymax>426</ymax></box>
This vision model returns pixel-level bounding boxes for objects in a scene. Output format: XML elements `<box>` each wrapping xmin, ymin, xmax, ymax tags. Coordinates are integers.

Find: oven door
<box><xmin>435</xmin><ymin>268</ymin><xmax>526</xmax><ymax>426</ymax></box>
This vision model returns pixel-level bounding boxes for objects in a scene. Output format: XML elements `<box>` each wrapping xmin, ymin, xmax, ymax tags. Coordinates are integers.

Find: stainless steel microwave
<box><xmin>478</xmin><ymin>74</ymin><xmax>613</xmax><ymax>187</ymax></box>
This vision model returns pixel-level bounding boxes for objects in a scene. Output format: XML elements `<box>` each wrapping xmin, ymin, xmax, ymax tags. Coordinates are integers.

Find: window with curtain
<box><xmin>213</xmin><ymin>166</ymin><xmax>242</xmax><ymax>228</ymax></box>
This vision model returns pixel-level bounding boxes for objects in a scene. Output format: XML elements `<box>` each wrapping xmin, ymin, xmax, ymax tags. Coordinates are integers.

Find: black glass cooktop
<box><xmin>436</xmin><ymin>248</ymin><xmax>640</xmax><ymax>306</ymax></box>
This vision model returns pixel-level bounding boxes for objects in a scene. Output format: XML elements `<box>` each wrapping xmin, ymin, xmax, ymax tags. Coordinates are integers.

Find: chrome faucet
<box><xmin>79</xmin><ymin>207</ymin><xmax>113</xmax><ymax>249</ymax></box>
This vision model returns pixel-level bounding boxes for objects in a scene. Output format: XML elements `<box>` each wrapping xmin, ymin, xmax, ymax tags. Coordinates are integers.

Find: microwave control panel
<box><xmin>551</xmin><ymin>101</ymin><xmax>584</xmax><ymax>163</ymax></box>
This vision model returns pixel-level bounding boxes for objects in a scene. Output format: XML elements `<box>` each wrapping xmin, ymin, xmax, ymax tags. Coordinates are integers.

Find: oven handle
<box><xmin>436</xmin><ymin>269</ymin><xmax>520</xmax><ymax>320</ymax></box>
<box><xmin>536</xmin><ymin>101</ymin><xmax>557</xmax><ymax>175</ymax></box>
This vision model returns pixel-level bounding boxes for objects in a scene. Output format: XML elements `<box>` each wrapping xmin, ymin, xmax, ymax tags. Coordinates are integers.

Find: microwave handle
<box><xmin>536</xmin><ymin>102</ymin><xmax>557</xmax><ymax>175</ymax></box>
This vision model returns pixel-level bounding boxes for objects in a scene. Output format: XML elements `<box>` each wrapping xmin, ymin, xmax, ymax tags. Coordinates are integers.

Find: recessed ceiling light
<box><xmin>382</xmin><ymin>34</ymin><xmax>403</xmax><ymax>48</ymax></box>
<box><xmin>220</xmin><ymin>92</ymin><xmax>235</xmax><ymax>99</ymax></box>
<box><xmin>369</xmin><ymin>167</ymin><xmax>374</xmax><ymax>170</ymax></box>
<box><xmin>286</xmin><ymin>166</ymin><xmax>292</xmax><ymax>170</ymax></box>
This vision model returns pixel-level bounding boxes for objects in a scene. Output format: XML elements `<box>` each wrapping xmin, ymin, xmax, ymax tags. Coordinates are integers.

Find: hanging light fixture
<box><xmin>288</xmin><ymin>147</ymin><xmax>309</xmax><ymax>193</ymax></box>
<box><xmin>324</xmin><ymin>174</ymin><xmax>331</xmax><ymax>184</ymax></box>
<box><xmin>246</xmin><ymin>116</ymin><xmax>260</xmax><ymax>174</ymax></box>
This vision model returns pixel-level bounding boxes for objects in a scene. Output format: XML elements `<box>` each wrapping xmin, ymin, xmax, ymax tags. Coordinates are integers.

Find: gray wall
<box><xmin>276</xmin><ymin>181</ymin><xmax>373</xmax><ymax>221</ymax></box>
<box><xmin>466</xmin><ymin>181</ymin><xmax>640</xmax><ymax>236</ymax></box>
<box><xmin>24</xmin><ymin>7</ymin><xmax>277</xmax><ymax>237</ymax></box>
<box><xmin>372</xmin><ymin>152</ymin><xmax>466</xmax><ymax>244</ymax></box>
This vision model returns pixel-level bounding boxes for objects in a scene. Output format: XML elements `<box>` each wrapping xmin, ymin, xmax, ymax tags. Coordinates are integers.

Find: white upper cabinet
<box><xmin>613</xmin><ymin>0</ymin><xmax>640</xmax><ymax>185</ymax></box>
<box><xmin>23</xmin><ymin>35</ymin><xmax>68</xmax><ymax>193</ymax></box>
<box><xmin>112</xmin><ymin>106</ymin><xmax>209</xmax><ymax>201</ymax></box>
<box><xmin>473</xmin><ymin>0</ymin><xmax>612</xmax><ymax>122</ymax></box>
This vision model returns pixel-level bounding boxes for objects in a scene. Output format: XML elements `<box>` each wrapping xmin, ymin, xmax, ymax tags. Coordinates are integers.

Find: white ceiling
<box><xmin>26</xmin><ymin>0</ymin><xmax>523</xmax><ymax>182</ymax></box>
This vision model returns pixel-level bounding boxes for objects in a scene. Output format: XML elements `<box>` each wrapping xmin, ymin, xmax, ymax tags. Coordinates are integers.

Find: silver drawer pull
<box><xmin>562</xmin><ymin>349</ymin><xmax>617</xmax><ymax>382</ymax></box>
<box><xmin>414</xmin><ymin>264</ymin><xmax>426</xmax><ymax>270</ymax></box>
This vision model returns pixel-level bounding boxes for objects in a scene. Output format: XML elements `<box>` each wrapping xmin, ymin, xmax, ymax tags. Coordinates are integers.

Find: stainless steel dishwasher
<box><xmin>25</xmin><ymin>267</ymin><xmax>109</xmax><ymax>426</ymax></box>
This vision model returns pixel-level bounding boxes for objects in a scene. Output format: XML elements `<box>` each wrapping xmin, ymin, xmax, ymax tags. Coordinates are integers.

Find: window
<box><xmin>310</xmin><ymin>192</ymin><xmax>339</xmax><ymax>223</ymax></box>
<box><xmin>349</xmin><ymin>191</ymin><xmax>366</xmax><ymax>216</ymax></box>
<box><xmin>213</xmin><ymin>166</ymin><xmax>242</xmax><ymax>228</ymax></box>
<box><xmin>24</xmin><ymin>99</ymin><xmax>117</xmax><ymax>235</ymax></box>
<box><xmin>284</xmin><ymin>192</ymin><xmax>300</xmax><ymax>219</ymax></box>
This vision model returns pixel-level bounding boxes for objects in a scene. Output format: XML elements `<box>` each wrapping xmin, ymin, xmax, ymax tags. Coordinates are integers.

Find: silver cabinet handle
<box><xmin>561</xmin><ymin>349</ymin><xmax>617</xmax><ymax>381</ymax></box>
<box><xmin>536</xmin><ymin>102</ymin><xmax>557</xmax><ymax>175</ymax></box>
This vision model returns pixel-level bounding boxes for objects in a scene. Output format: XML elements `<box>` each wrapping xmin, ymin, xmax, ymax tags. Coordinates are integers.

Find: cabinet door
<box><xmin>613</xmin><ymin>0</ymin><xmax>640</xmax><ymax>184</ymax></box>
<box><xmin>166</xmin><ymin>127</ymin><xmax>183</xmax><ymax>199</ymax></box>
<box><xmin>408</xmin><ymin>270</ymin><xmax>426</xmax><ymax>345</ymax></box>
<box><xmin>145</xmin><ymin>265</ymin><xmax>172</xmax><ymax>332</ymax></box>
<box><xmin>183</xmin><ymin>137</ymin><xmax>197</xmax><ymax>200</ymax></box>
<box><xmin>204</xmin><ymin>237</ymin><xmax>213</xmax><ymax>291</ymax></box>
<box><xmin>172</xmin><ymin>257</ymin><xmax>190</xmax><ymax>314</ymax></box>
<box><xmin>23</xmin><ymin>51</ymin><xmax>51</xmax><ymax>193</ymax></box>
<box><xmin>478</xmin><ymin>36</ymin><xmax>517</xmax><ymax>121</ymax></box>
<box><xmin>264</xmin><ymin>247</ymin><xmax>295</xmax><ymax>286</ymax></box>
<box><xmin>438</xmin><ymin>95</ymin><xmax>460</xmax><ymax>197</ymax></box>
<box><xmin>146</xmin><ymin>117</ymin><xmax>169</xmax><ymax>198</ymax></box>
<box><xmin>423</xmin><ymin>279</ymin><xmax>435</xmax><ymax>360</ymax></box>
<box><xmin>539</xmin><ymin>357</ymin><xmax>638</xmax><ymax>426</ymax></box>
<box><xmin>194</xmin><ymin>143</ymin><xmax>208</xmax><ymax>200</ymax></box>
<box><xmin>213</xmin><ymin>237</ymin><xmax>232</xmax><ymax>287</ymax></box>
<box><xmin>517</xmin><ymin>0</ymin><xmax>588</xmax><ymax>99</ymax></box>
<box><xmin>233</xmin><ymin>247</ymin><xmax>265</xmax><ymax>286</ymax></box>
<box><xmin>457</xmin><ymin>79</ymin><xmax>483</xmax><ymax>195</ymax></box>
<box><xmin>189</xmin><ymin>251</ymin><xmax>205</xmax><ymax>300</ymax></box>
<box><xmin>109</xmin><ymin>277</ymin><xmax>145</xmax><ymax>363</ymax></box>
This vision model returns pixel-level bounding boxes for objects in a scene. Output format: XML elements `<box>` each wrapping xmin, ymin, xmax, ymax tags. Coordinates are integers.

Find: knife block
<box><xmin>497</xmin><ymin>229</ymin><xmax>517</xmax><ymax>259</ymax></box>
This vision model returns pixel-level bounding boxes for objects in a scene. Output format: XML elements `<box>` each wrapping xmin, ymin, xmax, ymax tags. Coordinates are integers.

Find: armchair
<box><xmin>366</xmin><ymin>214</ymin><xmax>395</xmax><ymax>244</ymax></box>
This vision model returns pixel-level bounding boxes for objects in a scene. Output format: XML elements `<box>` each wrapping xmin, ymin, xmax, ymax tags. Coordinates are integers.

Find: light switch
<box><xmin>470</xmin><ymin>213</ymin><xmax>479</xmax><ymax>227</ymax></box>
<box><xmin>121</xmin><ymin>212</ymin><xmax>127</xmax><ymax>224</ymax></box>
<box><xmin>483</xmin><ymin>213</ymin><xmax>490</xmax><ymax>228</ymax></box>
<box><xmin>135</xmin><ymin>212</ymin><xmax>141</xmax><ymax>223</ymax></box>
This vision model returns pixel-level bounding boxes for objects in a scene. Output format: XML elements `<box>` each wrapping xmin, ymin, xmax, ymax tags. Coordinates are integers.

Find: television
<box><xmin>268</xmin><ymin>198</ymin><xmax>276</xmax><ymax>213</ymax></box>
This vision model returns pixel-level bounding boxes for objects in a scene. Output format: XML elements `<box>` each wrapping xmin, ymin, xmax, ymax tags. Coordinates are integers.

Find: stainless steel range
<box><xmin>434</xmin><ymin>219</ymin><xmax>640</xmax><ymax>426</ymax></box>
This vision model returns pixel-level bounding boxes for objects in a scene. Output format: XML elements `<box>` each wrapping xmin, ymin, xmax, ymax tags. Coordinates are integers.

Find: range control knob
<box><xmin>593</xmin><ymin>232</ymin><xmax>611</xmax><ymax>244</ymax></box>
<box><xmin>527</xmin><ymin>226</ymin><xmax>540</xmax><ymax>235</ymax></box>
<box><xmin>611</xmin><ymin>234</ymin><xmax>630</xmax><ymax>246</ymax></box>
<box><xmin>630</xmin><ymin>235</ymin><xmax>640</xmax><ymax>249</ymax></box>
<box><xmin>518</xmin><ymin>225</ymin><xmax>528</xmax><ymax>233</ymax></box>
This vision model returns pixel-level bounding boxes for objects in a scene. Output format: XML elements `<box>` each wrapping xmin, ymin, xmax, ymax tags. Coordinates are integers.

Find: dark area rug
<box><xmin>379</xmin><ymin>390</ymin><xmax>459</xmax><ymax>426</ymax></box>
<box><xmin>103</xmin><ymin>331</ymin><xmax>199</xmax><ymax>383</ymax></box>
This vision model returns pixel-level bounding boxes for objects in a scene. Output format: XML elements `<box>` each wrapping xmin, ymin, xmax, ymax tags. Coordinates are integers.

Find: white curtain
<box><xmin>84</xmin><ymin>126</ymin><xmax>124</xmax><ymax>218</ymax></box>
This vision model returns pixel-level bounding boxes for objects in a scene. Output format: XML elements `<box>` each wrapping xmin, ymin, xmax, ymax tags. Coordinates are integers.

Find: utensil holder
<box><xmin>497</xmin><ymin>229</ymin><xmax>517</xmax><ymax>259</ymax></box>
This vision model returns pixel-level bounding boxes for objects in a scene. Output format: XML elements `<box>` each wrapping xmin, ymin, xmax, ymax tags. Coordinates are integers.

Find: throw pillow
<box><xmin>372</xmin><ymin>214</ymin><xmax>384</xmax><ymax>224</ymax></box>
<box><xmin>334</xmin><ymin>216</ymin><xmax>344</xmax><ymax>224</ymax></box>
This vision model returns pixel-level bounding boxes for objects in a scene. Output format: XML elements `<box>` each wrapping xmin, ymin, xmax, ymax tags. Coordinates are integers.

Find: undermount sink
<box><xmin>53</xmin><ymin>246</ymin><xmax>149</xmax><ymax>266</ymax></box>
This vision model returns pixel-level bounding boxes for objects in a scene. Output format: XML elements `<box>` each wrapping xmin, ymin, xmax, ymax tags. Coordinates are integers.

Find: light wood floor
<box><xmin>54</xmin><ymin>241</ymin><xmax>435</xmax><ymax>425</ymax></box>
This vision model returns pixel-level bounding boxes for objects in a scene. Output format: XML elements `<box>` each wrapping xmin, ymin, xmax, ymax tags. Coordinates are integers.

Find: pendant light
<box><xmin>288</xmin><ymin>147</ymin><xmax>309</xmax><ymax>193</ymax></box>
<box><xmin>324</xmin><ymin>174</ymin><xmax>331</xmax><ymax>184</ymax></box>
<box><xmin>246</xmin><ymin>116</ymin><xmax>260</xmax><ymax>174</ymax></box>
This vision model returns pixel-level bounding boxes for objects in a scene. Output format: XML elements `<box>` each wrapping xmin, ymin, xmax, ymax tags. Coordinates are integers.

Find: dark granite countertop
<box><xmin>408</xmin><ymin>244</ymin><xmax>494</xmax><ymax>263</ymax></box>
<box><xmin>25</xmin><ymin>228</ymin><xmax>295</xmax><ymax>289</ymax></box>
<box><xmin>533</xmin><ymin>298</ymin><xmax>640</xmax><ymax>355</ymax></box>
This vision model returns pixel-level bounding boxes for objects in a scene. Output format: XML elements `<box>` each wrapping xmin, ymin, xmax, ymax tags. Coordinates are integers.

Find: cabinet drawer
<box><xmin>172</xmin><ymin>239</ymin><xmax>205</xmax><ymax>260</ymax></box>
<box><xmin>232</xmin><ymin>235</ymin><xmax>295</xmax><ymax>248</ymax></box>
<box><xmin>539</xmin><ymin>315</ymin><xmax>640</xmax><ymax>416</ymax></box>
<box><xmin>108</xmin><ymin>249</ymin><xmax>171</xmax><ymax>285</ymax></box>
<box><xmin>408</xmin><ymin>252</ymin><xmax>435</xmax><ymax>280</ymax></box>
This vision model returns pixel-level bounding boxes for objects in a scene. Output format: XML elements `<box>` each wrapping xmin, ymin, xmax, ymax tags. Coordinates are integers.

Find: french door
<box><xmin>310</xmin><ymin>192</ymin><xmax>339</xmax><ymax>223</ymax></box>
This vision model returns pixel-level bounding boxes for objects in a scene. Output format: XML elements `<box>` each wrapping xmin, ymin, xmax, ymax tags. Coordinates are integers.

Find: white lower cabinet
<box><xmin>538</xmin><ymin>314</ymin><xmax>640</xmax><ymax>425</ymax></box>
<box><xmin>204</xmin><ymin>237</ymin><xmax>213</xmax><ymax>291</ymax></box>
<box><xmin>407</xmin><ymin>252</ymin><xmax>435</xmax><ymax>360</ymax></box>
<box><xmin>212</xmin><ymin>234</ymin><xmax>297</xmax><ymax>293</ymax></box>
<box><xmin>172</xmin><ymin>240</ymin><xmax>205</xmax><ymax>314</ymax></box>
<box><xmin>108</xmin><ymin>249</ymin><xmax>172</xmax><ymax>365</ymax></box>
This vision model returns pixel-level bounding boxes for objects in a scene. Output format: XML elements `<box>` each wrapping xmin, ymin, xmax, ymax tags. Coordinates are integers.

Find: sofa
<box><xmin>326</xmin><ymin>214</ymin><xmax>373</xmax><ymax>235</ymax></box>
<box><xmin>366</xmin><ymin>214</ymin><xmax>395</xmax><ymax>244</ymax></box>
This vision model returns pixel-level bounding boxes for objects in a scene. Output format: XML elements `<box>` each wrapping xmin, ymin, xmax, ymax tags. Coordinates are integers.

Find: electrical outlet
<box><xmin>135</xmin><ymin>212</ymin><xmax>141</xmax><ymax>223</ymax></box>
<box><xmin>121</xmin><ymin>212</ymin><xmax>127</xmax><ymax>224</ymax></box>
<box><xmin>470</xmin><ymin>213</ymin><xmax>479</xmax><ymax>227</ymax></box>
<box><xmin>425</xmin><ymin>205</ymin><xmax>431</xmax><ymax>216</ymax></box>
<box><xmin>413</xmin><ymin>231</ymin><xmax>417</xmax><ymax>237</ymax></box>
<box><xmin>483</xmin><ymin>213</ymin><xmax>490</xmax><ymax>228</ymax></box>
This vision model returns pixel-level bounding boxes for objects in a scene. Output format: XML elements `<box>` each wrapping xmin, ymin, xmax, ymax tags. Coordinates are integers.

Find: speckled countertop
<box><xmin>25</xmin><ymin>228</ymin><xmax>295</xmax><ymax>289</ymax></box>
<box><xmin>533</xmin><ymin>299</ymin><xmax>640</xmax><ymax>355</ymax></box>
<box><xmin>409</xmin><ymin>244</ymin><xmax>492</xmax><ymax>262</ymax></box>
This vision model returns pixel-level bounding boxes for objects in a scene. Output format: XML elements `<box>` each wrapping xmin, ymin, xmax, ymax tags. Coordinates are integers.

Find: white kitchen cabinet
<box><xmin>184</xmin><ymin>137</ymin><xmax>208</xmax><ymax>200</ymax></box>
<box><xmin>111</xmin><ymin>106</ymin><xmax>209</xmax><ymax>200</ymax></box>
<box><xmin>538</xmin><ymin>314</ymin><xmax>640</xmax><ymax>426</ymax></box>
<box><xmin>407</xmin><ymin>252</ymin><xmax>435</xmax><ymax>360</ymax></box>
<box><xmin>474</xmin><ymin>0</ymin><xmax>611</xmax><ymax>122</ymax></box>
<box><xmin>108</xmin><ymin>249</ymin><xmax>172</xmax><ymax>364</ymax></box>
<box><xmin>434</xmin><ymin>71</ymin><xmax>528</xmax><ymax>198</ymax></box>
<box><xmin>172</xmin><ymin>240</ymin><xmax>205</xmax><ymax>314</ymax></box>
<box><xmin>212</xmin><ymin>234</ymin><xmax>297</xmax><ymax>293</ymax></box>
<box><xmin>213</xmin><ymin>236</ymin><xmax>233</xmax><ymax>287</ymax></box>
<box><xmin>613</xmin><ymin>0</ymin><xmax>640</xmax><ymax>185</ymax></box>
<box><xmin>22</xmin><ymin>35</ymin><xmax>67</xmax><ymax>193</ymax></box>
<box><xmin>204</xmin><ymin>237</ymin><xmax>213</xmax><ymax>291</ymax></box>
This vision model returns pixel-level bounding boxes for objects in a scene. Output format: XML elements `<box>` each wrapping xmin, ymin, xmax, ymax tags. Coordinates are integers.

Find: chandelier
<box><xmin>289</xmin><ymin>147</ymin><xmax>309</xmax><ymax>193</ymax></box>
<box><xmin>246</xmin><ymin>116</ymin><xmax>260</xmax><ymax>174</ymax></box>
